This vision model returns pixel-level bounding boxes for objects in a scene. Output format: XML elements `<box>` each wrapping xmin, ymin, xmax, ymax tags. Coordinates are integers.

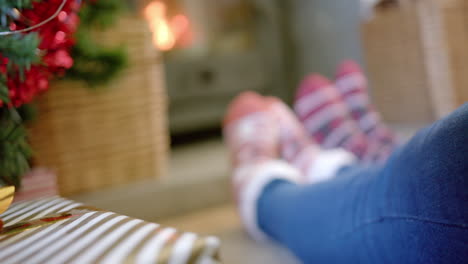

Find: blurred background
<box><xmin>20</xmin><ymin>0</ymin><xmax>467</xmax><ymax>263</ymax></box>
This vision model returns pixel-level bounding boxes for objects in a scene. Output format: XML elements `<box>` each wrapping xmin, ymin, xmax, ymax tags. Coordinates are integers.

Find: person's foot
<box><xmin>224</xmin><ymin>92</ymin><xmax>358</xmax><ymax>240</ymax></box>
<box><xmin>223</xmin><ymin>92</ymin><xmax>278</xmax><ymax>167</ymax></box>
<box><xmin>223</xmin><ymin>92</ymin><xmax>302</xmax><ymax>240</ymax></box>
<box><xmin>294</xmin><ymin>74</ymin><xmax>369</xmax><ymax>161</ymax></box>
<box><xmin>265</xmin><ymin>97</ymin><xmax>317</xmax><ymax>175</ymax></box>
<box><xmin>335</xmin><ymin>60</ymin><xmax>398</xmax><ymax>162</ymax></box>
<box><xmin>266</xmin><ymin>96</ymin><xmax>356</xmax><ymax>183</ymax></box>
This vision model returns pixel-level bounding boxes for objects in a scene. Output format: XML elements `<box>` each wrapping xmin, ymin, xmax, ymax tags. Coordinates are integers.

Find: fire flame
<box><xmin>144</xmin><ymin>1</ymin><xmax>191</xmax><ymax>51</ymax></box>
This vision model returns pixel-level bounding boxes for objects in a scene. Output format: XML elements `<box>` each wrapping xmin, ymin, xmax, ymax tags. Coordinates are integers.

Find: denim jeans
<box><xmin>258</xmin><ymin>104</ymin><xmax>468</xmax><ymax>263</ymax></box>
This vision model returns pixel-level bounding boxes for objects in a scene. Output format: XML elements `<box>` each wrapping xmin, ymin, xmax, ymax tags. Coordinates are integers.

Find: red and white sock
<box><xmin>335</xmin><ymin>60</ymin><xmax>398</xmax><ymax>162</ymax></box>
<box><xmin>266</xmin><ymin>97</ymin><xmax>356</xmax><ymax>183</ymax></box>
<box><xmin>223</xmin><ymin>92</ymin><xmax>278</xmax><ymax>167</ymax></box>
<box><xmin>223</xmin><ymin>92</ymin><xmax>302</xmax><ymax>240</ymax></box>
<box><xmin>294</xmin><ymin>74</ymin><xmax>370</xmax><ymax>161</ymax></box>
<box><xmin>224</xmin><ymin>92</ymin><xmax>356</xmax><ymax>241</ymax></box>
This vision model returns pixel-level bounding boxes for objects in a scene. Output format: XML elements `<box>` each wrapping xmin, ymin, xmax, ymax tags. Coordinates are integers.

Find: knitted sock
<box><xmin>335</xmin><ymin>60</ymin><xmax>398</xmax><ymax>162</ymax></box>
<box><xmin>266</xmin><ymin>97</ymin><xmax>356</xmax><ymax>183</ymax></box>
<box><xmin>223</xmin><ymin>92</ymin><xmax>278</xmax><ymax>167</ymax></box>
<box><xmin>294</xmin><ymin>74</ymin><xmax>369</xmax><ymax>161</ymax></box>
<box><xmin>224</xmin><ymin>92</ymin><xmax>356</xmax><ymax>240</ymax></box>
<box><xmin>223</xmin><ymin>92</ymin><xmax>302</xmax><ymax>240</ymax></box>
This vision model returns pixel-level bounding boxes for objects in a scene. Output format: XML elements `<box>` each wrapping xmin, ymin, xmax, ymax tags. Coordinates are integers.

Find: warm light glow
<box><xmin>144</xmin><ymin>1</ymin><xmax>191</xmax><ymax>51</ymax></box>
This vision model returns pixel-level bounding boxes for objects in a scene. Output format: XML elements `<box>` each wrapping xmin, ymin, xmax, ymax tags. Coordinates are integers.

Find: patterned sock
<box><xmin>223</xmin><ymin>92</ymin><xmax>302</xmax><ymax>241</ymax></box>
<box><xmin>335</xmin><ymin>60</ymin><xmax>398</xmax><ymax>162</ymax></box>
<box><xmin>265</xmin><ymin>96</ymin><xmax>356</xmax><ymax>183</ymax></box>
<box><xmin>294</xmin><ymin>74</ymin><xmax>370</xmax><ymax>161</ymax></box>
<box><xmin>224</xmin><ymin>92</ymin><xmax>356</xmax><ymax>240</ymax></box>
<box><xmin>223</xmin><ymin>92</ymin><xmax>278</xmax><ymax>167</ymax></box>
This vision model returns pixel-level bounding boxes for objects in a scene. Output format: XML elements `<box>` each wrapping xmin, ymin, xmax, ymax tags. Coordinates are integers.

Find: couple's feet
<box><xmin>223</xmin><ymin>60</ymin><xmax>399</xmax><ymax>240</ymax></box>
<box><xmin>224</xmin><ymin>91</ymin><xmax>358</xmax><ymax>181</ymax></box>
<box><xmin>225</xmin><ymin>61</ymin><xmax>397</xmax><ymax>175</ymax></box>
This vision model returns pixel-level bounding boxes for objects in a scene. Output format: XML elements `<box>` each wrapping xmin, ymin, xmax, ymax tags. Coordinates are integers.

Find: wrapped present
<box><xmin>0</xmin><ymin>197</ymin><xmax>221</xmax><ymax>264</ymax></box>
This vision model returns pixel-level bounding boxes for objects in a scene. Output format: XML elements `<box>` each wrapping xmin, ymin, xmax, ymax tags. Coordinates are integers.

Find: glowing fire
<box><xmin>144</xmin><ymin>1</ymin><xmax>191</xmax><ymax>51</ymax></box>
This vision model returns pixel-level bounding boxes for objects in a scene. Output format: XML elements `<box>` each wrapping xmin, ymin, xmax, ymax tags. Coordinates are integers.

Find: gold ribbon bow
<box><xmin>0</xmin><ymin>185</ymin><xmax>15</xmax><ymax>231</ymax></box>
<box><xmin>0</xmin><ymin>186</ymin><xmax>15</xmax><ymax>215</ymax></box>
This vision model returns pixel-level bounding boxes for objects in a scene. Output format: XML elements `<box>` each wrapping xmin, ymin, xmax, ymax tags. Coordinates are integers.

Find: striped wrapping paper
<box><xmin>0</xmin><ymin>197</ymin><xmax>221</xmax><ymax>264</ymax></box>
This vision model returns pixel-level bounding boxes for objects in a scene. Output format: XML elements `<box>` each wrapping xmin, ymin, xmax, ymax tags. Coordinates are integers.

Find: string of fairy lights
<box><xmin>0</xmin><ymin>0</ymin><xmax>73</xmax><ymax>36</ymax></box>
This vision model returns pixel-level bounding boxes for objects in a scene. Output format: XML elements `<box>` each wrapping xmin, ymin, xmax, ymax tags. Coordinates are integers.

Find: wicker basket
<box><xmin>27</xmin><ymin>16</ymin><xmax>169</xmax><ymax>196</ymax></box>
<box><xmin>362</xmin><ymin>0</ymin><xmax>457</xmax><ymax>123</ymax></box>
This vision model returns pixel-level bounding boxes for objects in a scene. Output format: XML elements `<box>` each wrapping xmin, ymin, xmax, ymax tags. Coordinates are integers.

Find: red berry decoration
<box><xmin>1</xmin><ymin>0</ymin><xmax>81</xmax><ymax>107</ymax></box>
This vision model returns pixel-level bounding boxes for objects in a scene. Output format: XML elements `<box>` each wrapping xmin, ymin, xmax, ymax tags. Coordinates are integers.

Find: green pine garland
<box><xmin>0</xmin><ymin>108</ymin><xmax>32</xmax><ymax>187</ymax></box>
<box><xmin>0</xmin><ymin>0</ymin><xmax>37</xmax><ymax>11</ymax></box>
<box><xmin>0</xmin><ymin>9</ymin><xmax>42</xmax><ymax>104</ymax></box>
<box><xmin>0</xmin><ymin>1</ymin><xmax>41</xmax><ymax>187</ymax></box>
<box><xmin>0</xmin><ymin>33</ymin><xmax>41</xmax><ymax>81</ymax></box>
<box><xmin>65</xmin><ymin>0</ymin><xmax>127</xmax><ymax>86</ymax></box>
<box><xmin>0</xmin><ymin>33</ymin><xmax>41</xmax><ymax>107</ymax></box>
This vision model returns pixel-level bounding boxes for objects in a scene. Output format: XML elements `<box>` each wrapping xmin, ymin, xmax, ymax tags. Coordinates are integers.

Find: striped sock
<box><xmin>294</xmin><ymin>74</ymin><xmax>369</xmax><ymax>161</ymax></box>
<box><xmin>335</xmin><ymin>60</ymin><xmax>398</xmax><ymax>162</ymax></box>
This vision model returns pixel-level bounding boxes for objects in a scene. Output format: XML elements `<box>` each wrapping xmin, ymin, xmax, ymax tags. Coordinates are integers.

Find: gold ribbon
<box><xmin>0</xmin><ymin>206</ymin><xmax>96</xmax><ymax>236</ymax></box>
<box><xmin>0</xmin><ymin>186</ymin><xmax>15</xmax><ymax>215</ymax></box>
<box><xmin>0</xmin><ymin>212</ymin><xmax>74</xmax><ymax>236</ymax></box>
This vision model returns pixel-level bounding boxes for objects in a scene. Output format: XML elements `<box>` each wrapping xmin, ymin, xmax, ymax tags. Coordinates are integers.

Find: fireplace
<box><xmin>139</xmin><ymin>0</ymin><xmax>366</xmax><ymax>135</ymax></box>
<box><xmin>142</xmin><ymin>0</ymin><xmax>290</xmax><ymax>135</ymax></box>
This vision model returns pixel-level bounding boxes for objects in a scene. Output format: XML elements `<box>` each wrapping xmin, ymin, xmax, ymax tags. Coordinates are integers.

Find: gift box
<box><xmin>0</xmin><ymin>197</ymin><xmax>221</xmax><ymax>264</ymax></box>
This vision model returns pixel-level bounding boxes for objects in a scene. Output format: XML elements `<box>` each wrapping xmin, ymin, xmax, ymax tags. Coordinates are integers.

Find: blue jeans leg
<box><xmin>258</xmin><ymin>103</ymin><xmax>468</xmax><ymax>264</ymax></box>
